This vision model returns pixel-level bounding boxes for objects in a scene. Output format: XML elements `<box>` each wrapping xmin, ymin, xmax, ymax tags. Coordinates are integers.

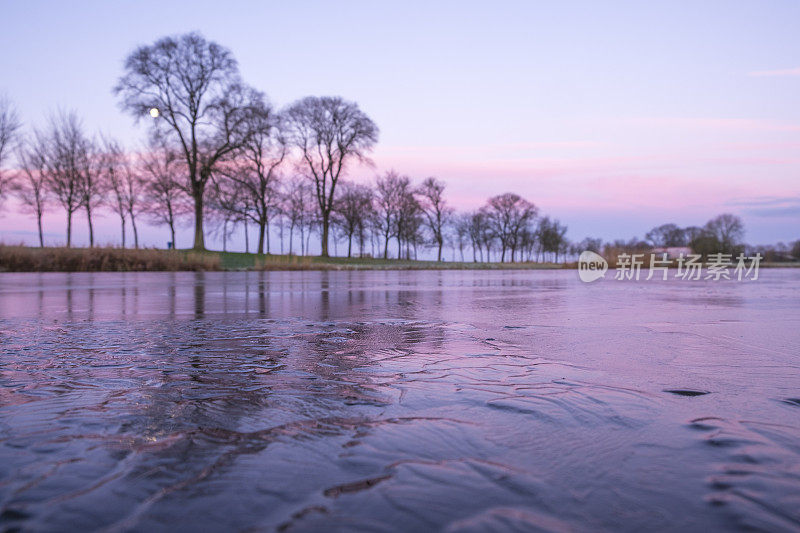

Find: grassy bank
<box><xmin>0</xmin><ymin>245</ymin><xmax>221</xmax><ymax>272</ymax></box>
<box><xmin>0</xmin><ymin>245</ymin><xmax>569</xmax><ymax>272</ymax></box>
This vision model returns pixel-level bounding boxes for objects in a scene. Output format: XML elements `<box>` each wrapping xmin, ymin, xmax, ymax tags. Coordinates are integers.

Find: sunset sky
<box><xmin>1</xmin><ymin>0</ymin><xmax>799</xmax><ymax>250</ymax></box>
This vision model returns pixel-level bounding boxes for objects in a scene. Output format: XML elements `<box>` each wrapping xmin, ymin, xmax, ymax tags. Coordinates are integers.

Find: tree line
<box><xmin>0</xmin><ymin>32</ymin><xmax>572</xmax><ymax>262</ymax></box>
<box><xmin>0</xmin><ymin>33</ymin><xmax>796</xmax><ymax>263</ymax></box>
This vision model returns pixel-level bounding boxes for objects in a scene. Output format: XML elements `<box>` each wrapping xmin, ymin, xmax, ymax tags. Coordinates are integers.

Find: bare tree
<box><xmin>537</xmin><ymin>217</ymin><xmax>569</xmax><ymax>262</ymax></box>
<box><xmin>645</xmin><ymin>223</ymin><xmax>686</xmax><ymax>247</ymax></box>
<box><xmin>115</xmin><ymin>32</ymin><xmax>258</xmax><ymax>250</ymax></box>
<box><xmin>484</xmin><ymin>193</ymin><xmax>538</xmax><ymax>262</ymax></box>
<box><xmin>208</xmin><ymin>173</ymin><xmax>249</xmax><ymax>252</ymax></box>
<box><xmin>467</xmin><ymin>211</ymin><xmax>488</xmax><ymax>262</ymax></box>
<box><xmin>140</xmin><ymin>140</ymin><xmax>189</xmax><ymax>248</ymax></box>
<box><xmin>40</xmin><ymin>111</ymin><xmax>89</xmax><ymax>248</ymax></box>
<box><xmin>99</xmin><ymin>137</ymin><xmax>130</xmax><ymax>247</ymax></box>
<box><xmin>374</xmin><ymin>170</ymin><xmax>405</xmax><ymax>259</ymax></box>
<box><xmin>282</xmin><ymin>176</ymin><xmax>316</xmax><ymax>255</ymax></box>
<box><xmin>395</xmin><ymin>180</ymin><xmax>422</xmax><ymax>259</ymax></box>
<box><xmin>220</xmin><ymin>97</ymin><xmax>286</xmax><ymax>254</ymax></box>
<box><xmin>416</xmin><ymin>176</ymin><xmax>452</xmax><ymax>261</ymax></box>
<box><xmin>333</xmin><ymin>181</ymin><xmax>373</xmax><ymax>258</ymax></box>
<box><xmin>0</xmin><ymin>97</ymin><xmax>21</xmax><ymax>203</ymax></box>
<box><xmin>284</xmin><ymin>96</ymin><xmax>378</xmax><ymax>257</ymax></box>
<box><xmin>77</xmin><ymin>136</ymin><xmax>103</xmax><ymax>247</ymax></box>
<box><xmin>13</xmin><ymin>137</ymin><xmax>48</xmax><ymax>247</ymax></box>
<box><xmin>453</xmin><ymin>213</ymin><xmax>471</xmax><ymax>262</ymax></box>
<box><xmin>704</xmin><ymin>213</ymin><xmax>744</xmax><ymax>254</ymax></box>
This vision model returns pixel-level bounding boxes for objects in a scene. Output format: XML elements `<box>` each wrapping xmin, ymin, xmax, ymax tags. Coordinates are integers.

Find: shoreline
<box><xmin>1</xmin><ymin>246</ymin><xmax>798</xmax><ymax>273</ymax></box>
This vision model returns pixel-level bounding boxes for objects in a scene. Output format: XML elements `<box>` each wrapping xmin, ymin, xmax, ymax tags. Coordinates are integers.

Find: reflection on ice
<box><xmin>0</xmin><ymin>270</ymin><xmax>799</xmax><ymax>531</ymax></box>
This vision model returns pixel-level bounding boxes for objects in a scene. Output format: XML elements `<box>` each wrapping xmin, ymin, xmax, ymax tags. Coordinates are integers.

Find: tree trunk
<box><xmin>265</xmin><ymin>219</ymin><xmax>270</xmax><ymax>254</ymax></box>
<box><xmin>347</xmin><ymin>232</ymin><xmax>353</xmax><ymax>258</ymax></box>
<box><xmin>119</xmin><ymin>215</ymin><xmax>126</xmax><ymax>248</ymax></box>
<box><xmin>258</xmin><ymin>220</ymin><xmax>266</xmax><ymax>255</ymax></box>
<box><xmin>300</xmin><ymin>226</ymin><xmax>305</xmax><ymax>255</ymax></box>
<box><xmin>320</xmin><ymin>212</ymin><xmax>330</xmax><ymax>257</ymax></box>
<box><xmin>86</xmin><ymin>206</ymin><xmax>95</xmax><ymax>248</ymax></box>
<box><xmin>244</xmin><ymin>222</ymin><xmax>249</xmax><ymax>253</ymax></box>
<box><xmin>192</xmin><ymin>190</ymin><xmax>205</xmax><ymax>250</ymax></box>
<box><xmin>37</xmin><ymin>213</ymin><xmax>44</xmax><ymax>248</ymax></box>
<box><xmin>131</xmin><ymin>215</ymin><xmax>139</xmax><ymax>249</ymax></box>
<box><xmin>169</xmin><ymin>222</ymin><xmax>176</xmax><ymax>250</ymax></box>
<box><xmin>437</xmin><ymin>239</ymin><xmax>443</xmax><ymax>262</ymax></box>
<box><xmin>66</xmin><ymin>211</ymin><xmax>73</xmax><ymax>248</ymax></box>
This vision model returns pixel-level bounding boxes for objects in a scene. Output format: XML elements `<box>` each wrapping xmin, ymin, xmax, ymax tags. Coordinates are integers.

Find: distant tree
<box><xmin>209</xmin><ymin>173</ymin><xmax>248</xmax><ymax>252</ymax></box>
<box><xmin>393</xmin><ymin>177</ymin><xmax>422</xmax><ymax>259</ymax></box>
<box><xmin>220</xmin><ymin>96</ymin><xmax>286</xmax><ymax>254</ymax></box>
<box><xmin>645</xmin><ymin>223</ymin><xmax>686</xmax><ymax>247</ymax></box>
<box><xmin>792</xmin><ymin>240</ymin><xmax>800</xmax><ymax>260</ymax></box>
<box><xmin>98</xmin><ymin>137</ymin><xmax>131</xmax><ymax>247</ymax></box>
<box><xmin>484</xmin><ymin>193</ymin><xmax>537</xmax><ymax>262</ymax></box>
<box><xmin>13</xmin><ymin>137</ymin><xmax>49</xmax><ymax>247</ymax></box>
<box><xmin>284</xmin><ymin>96</ymin><xmax>378</xmax><ymax>257</ymax></box>
<box><xmin>0</xmin><ymin>97</ymin><xmax>21</xmax><ymax>203</ymax></box>
<box><xmin>115</xmin><ymin>32</ymin><xmax>258</xmax><ymax>250</ymax></box>
<box><xmin>703</xmin><ymin>213</ymin><xmax>745</xmax><ymax>254</ymax></box>
<box><xmin>467</xmin><ymin>211</ymin><xmax>490</xmax><ymax>262</ymax></box>
<box><xmin>579</xmin><ymin>237</ymin><xmax>603</xmax><ymax>254</ymax></box>
<box><xmin>122</xmin><ymin>156</ymin><xmax>146</xmax><ymax>249</ymax></box>
<box><xmin>537</xmin><ymin>217</ymin><xmax>569</xmax><ymax>262</ymax></box>
<box><xmin>77</xmin><ymin>136</ymin><xmax>104</xmax><ymax>247</ymax></box>
<box><xmin>374</xmin><ymin>170</ymin><xmax>405</xmax><ymax>259</ymax></box>
<box><xmin>333</xmin><ymin>181</ymin><xmax>374</xmax><ymax>258</ymax></box>
<box><xmin>140</xmin><ymin>139</ymin><xmax>190</xmax><ymax>248</ymax></box>
<box><xmin>416</xmin><ymin>176</ymin><xmax>453</xmax><ymax>261</ymax></box>
<box><xmin>518</xmin><ymin>224</ymin><xmax>538</xmax><ymax>261</ymax></box>
<box><xmin>453</xmin><ymin>213</ymin><xmax>471</xmax><ymax>262</ymax></box>
<box><xmin>40</xmin><ymin>111</ymin><xmax>90</xmax><ymax>248</ymax></box>
<box><xmin>683</xmin><ymin>226</ymin><xmax>704</xmax><ymax>243</ymax></box>
<box><xmin>283</xmin><ymin>176</ymin><xmax>314</xmax><ymax>255</ymax></box>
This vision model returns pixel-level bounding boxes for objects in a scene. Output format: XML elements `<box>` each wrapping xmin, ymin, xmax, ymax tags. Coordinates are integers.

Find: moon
<box><xmin>149</xmin><ymin>108</ymin><xmax>160</xmax><ymax>118</ymax></box>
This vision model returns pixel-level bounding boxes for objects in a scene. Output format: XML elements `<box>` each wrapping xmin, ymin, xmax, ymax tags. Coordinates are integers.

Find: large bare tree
<box><xmin>284</xmin><ymin>96</ymin><xmax>378</xmax><ymax>257</ymax></box>
<box><xmin>0</xmin><ymin>97</ymin><xmax>22</xmax><ymax>203</ymax></box>
<box><xmin>114</xmin><ymin>32</ymin><xmax>256</xmax><ymax>250</ymax></box>
<box><xmin>416</xmin><ymin>176</ymin><xmax>452</xmax><ymax>261</ymax></box>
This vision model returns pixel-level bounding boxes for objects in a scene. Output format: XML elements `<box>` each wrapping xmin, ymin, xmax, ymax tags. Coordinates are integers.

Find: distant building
<box><xmin>651</xmin><ymin>246</ymin><xmax>693</xmax><ymax>258</ymax></box>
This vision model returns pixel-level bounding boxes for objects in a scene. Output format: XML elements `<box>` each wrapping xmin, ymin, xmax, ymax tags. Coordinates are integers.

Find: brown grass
<box><xmin>0</xmin><ymin>245</ymin><xmax>220</xmax><ymax>272</ymax></box>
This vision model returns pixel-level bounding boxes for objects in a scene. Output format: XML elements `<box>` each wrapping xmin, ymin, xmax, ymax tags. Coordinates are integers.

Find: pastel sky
<box><xmin>1</xmin><ymin>0</ymin><xmax>799</xmax><ymax>251</ymax></box>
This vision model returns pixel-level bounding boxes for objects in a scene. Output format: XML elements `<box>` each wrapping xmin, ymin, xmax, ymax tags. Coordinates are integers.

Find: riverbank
<box><xmin>0</xmin><ymin>245</ymin><xmax>570</xmax><ymax>272</ymax></box>
<box><xmin>2</xmin><ymin>245</ymin><xmax>797</xmax><ymax>272</ymax></box>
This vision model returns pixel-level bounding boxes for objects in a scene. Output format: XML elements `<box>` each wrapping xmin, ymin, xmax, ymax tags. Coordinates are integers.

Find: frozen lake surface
<box><xmin>1</xmin><ymin>270</ymin><xmax>799</xmax><ymax>531</ymax></box>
